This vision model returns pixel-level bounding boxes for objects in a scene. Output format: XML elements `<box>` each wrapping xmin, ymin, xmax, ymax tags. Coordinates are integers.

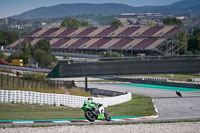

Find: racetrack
<box><xmin>1</xmin><ymin>82</ymin><xmax>200</xmax><ymax>132</ymax></box>
<box><xmin>76</xmin><ymin>82</ymin><xmax>200</xmax><ymax>121</ymax></box>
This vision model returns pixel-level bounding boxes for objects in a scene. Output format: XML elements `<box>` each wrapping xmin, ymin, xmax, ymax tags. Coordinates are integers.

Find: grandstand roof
<box><xmin>9</xmin><ymin>26</ymin><xmax>183</xmax><ymax>51</ymax></box>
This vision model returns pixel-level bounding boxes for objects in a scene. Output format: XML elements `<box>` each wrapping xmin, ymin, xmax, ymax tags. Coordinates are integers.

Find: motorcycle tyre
<box><xmin>85</xmin><ymin>110</ymin><xmax>96</xmax><ymax>122</ymax></box>
<box><xmin>104</xmin><ymin>112</ymin><xmax>111</xmax><ymax>121</ymax></box>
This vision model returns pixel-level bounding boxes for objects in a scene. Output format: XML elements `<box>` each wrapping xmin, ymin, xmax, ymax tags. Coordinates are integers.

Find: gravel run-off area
<box><xmin>0</xmin><ymin>122</ymin><xmax>200</xmax><ymax>133</ymax></box>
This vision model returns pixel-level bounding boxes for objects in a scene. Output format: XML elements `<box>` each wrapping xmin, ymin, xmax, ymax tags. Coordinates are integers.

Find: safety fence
<box><xmin>188</xmin><ymin>78</ymin><xmax>200</xmax><ymax>82</ymax></box>
<box><xmin>0</xmin><ymin>90</ymin><xmax>132</xmax><ymax>107</ymax></box>
<box><xmin>130</xmin><ymin>77</ymin><xmax>168</xmax><ymax>82</ymax></box>
<box><xmin>0</xmin><ymin>74</ymin><xmax>74</xmax><ymax>90</ymax></box>
<box><xmin>114</xmin><ymin>77</ymin><xmax>200</xmax><ymax>89</ymax></box>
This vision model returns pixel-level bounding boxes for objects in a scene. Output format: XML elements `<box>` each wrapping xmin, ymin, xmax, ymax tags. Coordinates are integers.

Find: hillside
<box><xmin>11</xmin><ymin>3</ymin><xmax>135</xmax><ymax>19</ymax></box>
<box><xmin>11</xmin><ymin>0</ymin><xmax>200</xmax><ymax>19</ymax></box>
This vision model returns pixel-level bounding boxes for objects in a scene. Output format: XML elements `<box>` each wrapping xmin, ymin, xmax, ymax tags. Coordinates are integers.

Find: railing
<box><xmin>80</xmin><ymin>55</ymin><xmax>200</xmax><ymax>63</ymax></box>
<box><xmin>0</xmin><ymin>74</ymin><xmax>74</xmax><ymax>90</ymax></box>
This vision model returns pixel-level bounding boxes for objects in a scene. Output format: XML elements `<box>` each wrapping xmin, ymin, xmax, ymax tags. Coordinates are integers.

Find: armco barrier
<box><xmin>0</xmin><ymin>90</ymin><xmax>131</xmax><ymax>107</ymax></box>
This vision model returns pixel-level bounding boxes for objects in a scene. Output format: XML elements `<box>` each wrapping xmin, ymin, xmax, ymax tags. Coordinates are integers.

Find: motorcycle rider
<box><xmin>83</xmin><ymin>97</ymin><xmax>99</xmax><ymax>114</ymax></box>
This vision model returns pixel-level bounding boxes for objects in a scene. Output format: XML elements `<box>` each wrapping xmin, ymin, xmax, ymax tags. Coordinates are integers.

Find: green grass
<box><xmin>119</xmin><ymin>74</ymin><xmax>200</xmax><ymax>82</ymax></box>
<box><xmin>106</xmin><ymin>94</ymin><xmax>156</xmax><ymax>117</ymax></box>
<box><xmin>0</xmin><ymin>94</ymin><xmax>156</xmax><ymax>120</ymax></box>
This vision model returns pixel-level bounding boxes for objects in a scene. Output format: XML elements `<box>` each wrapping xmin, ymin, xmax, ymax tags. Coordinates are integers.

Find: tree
<box><xmin>20</xmin><ymin>44</ymin><xmax>33</xmax><ymax>64</ymax></box>
<box><xmin>33</xmin><ymin>49</ymin><xmax>53</xmax><ymax>68</ymax></box>
<box><xmin>186</xmin><ymin>27</ymin><xmax>200</xmax><ymax>55</ymax></box>
<box><xmin>8</xmin><ymin>52</ymin><xmax>21</xmax><ymax>62</ymax></box>
<box><xmin>63</xmin><ymin>54</ymin><xmax>69</xmax><ymax>59</ymax></box>
<box><xmin>61</xmin><ymin>18</ymin><xmax>91</xmax><ymax>27</ymax></box>
<box><xmin>101</xmin><ymin>51</ymin><xmax>124</xmax><ymax>58</ymax></box>
<box><xmin>34</xmin><ymin>39</ymin><xmax>51</xmax><ymax>54</ymax></box>
<box><xmin>0</xmin><ymin>51</ymin><xmax>5</xmax><ymax>59</ymax></box>
<box><xmin>110</xmin><ymin>19</ymin><xmax>123</xmax><ymax>27</ymax></box>
<box><xmin>163</xmin><ymin>17</ymin><xmax>182</xmax><ymax>25</ymax></box>
<box><xmin>61</xmin><ymin>18</ymin><xmax>81</xmax><ymax>27</ymax></box>
<box><xmin>0</xmin><ymin>30</ymin><xmax>18</xmax><ymax>46</ymax></box>
<box><xmin>80</xmin><ymin>21</ymin><xmax>90</xmax><ymax>27</ymax></box>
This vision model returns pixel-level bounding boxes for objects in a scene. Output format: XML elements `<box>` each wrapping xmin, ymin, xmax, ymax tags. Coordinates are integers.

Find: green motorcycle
<box><xmin>82</xmin><ymin>103</ymin><xmax>111</xmax><ymax>122</ymax></box>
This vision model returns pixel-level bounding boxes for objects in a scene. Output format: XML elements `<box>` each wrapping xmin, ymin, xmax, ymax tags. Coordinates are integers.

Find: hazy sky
<box><xmin>0</xmin><ymin>0</ymin><xmax>182</xmax><ymax>18</ymax></box>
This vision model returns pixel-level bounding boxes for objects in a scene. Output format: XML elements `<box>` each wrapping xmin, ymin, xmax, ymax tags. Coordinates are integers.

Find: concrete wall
<box><xmin>0</xmin><ymin>90</ymin><xmax>132</xmax><ymax>107</ymax></box>
<box><xmin>54</xmin><ymin>58</ymin><xmax>200</xmax><ymax>77</ymax></box>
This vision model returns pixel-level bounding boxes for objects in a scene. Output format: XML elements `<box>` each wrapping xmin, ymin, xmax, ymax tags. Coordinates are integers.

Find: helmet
<box><xmin>88</xmin><ymin>97</ymin><xmax>93</xmax><ymax>100</ymax></box>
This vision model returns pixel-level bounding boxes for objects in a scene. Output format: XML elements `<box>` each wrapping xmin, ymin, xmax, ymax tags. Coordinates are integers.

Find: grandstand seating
<box><xmin>89</xmin><ymin>38</ymin><xmax>112</xmax><ymax>49</ymax></box>
<box><xmin>39</xmin><ymin>28</ymin><xmax>59</xmax><ymax>37</ymax></box>
<box><xmin>60</xmin><ymin>38</ymin><xmax>80</xmax><ymax>48</ymax></box>
<box><xmin>9</xmin><ymin>26</ymin><xmax>183</xmax><ymax>53</ymax></box>
<box><xmin>76</xmin><ymin>27</ymin><xmax>97</xmax><ymax>36</ymax></box>
<box><xmin>139</xmin><ymin>26</ymin><xmax>163</xmax><ymax>37</ymax></box>
<box><xmin>51</xmin><ymin>38</ymin><xmax>70</xmax><ymax>48</ymax></box>
<box><xmin>153</xmin><ymin>26</ymin><xmax>173</xmax><ymax>36</ymax></box>
<box><xmin>100</xmin><ymin>39</ymin><xmax>121</xmax><ymax>49</ymax></box>
<box><xmin>118</xmin><ymin>27</ymin><xmax>140</xmax><ymax>36</ymax></box>
<box><xmin>164</xmin><ymin>26</ymin><xmax>182</xmax><ymax>36</ymax></box>
<box><xmin>80</xmin><ymin>39</ymin><xmax>99</xmax><ymax>49</ymax></box>
<box><xmin>96</xmin><ymin>27</ymin><xmax>118</xmax><ymax>37</ymax></box>
<box><xmin>68</xmin><ymin>38</ymin><xmax>90</xmax><ymax>49</ymax></box>
<box><xmin>122</xmin><ymin>39</ymin><xmax>144</xmax><ymax>49</ymax></box>
<box><xmin>27</xmin><ymin>28</ymin><xmax>42</xmax><ymax>36</ymax></box>
<box><xmin>110</xmin><ymin>39</ymin><xmax>133</xmax><ymax>49</ymax></box>
<box><xmin>57</xmin><ymin>28</ymin><xmax>78</xmax><ymax>37</ymax></box>
<box><xmin>69</xmin><ymin>27</ymin><xmax>87</xmax><ymax>36</ymax></box>
<box><xmin>32</xmin><ymin>28</ymin><xmax>49</xmax><ymax>37</ymax></box>
<box><xmin>145</xmin><ymin>39</ymin><xmax>166</xmax><ymax>49</ymax></box>
<box><xmin>15</xmin><ymin>38</ymin><xmax>34</xmax><ymax>48</ymax></box>
<box><xmin>110</xmin><ymin>27</ymin><xmax>127</xmax><ymax>36</ymax></box>
<box><xmin>87</xmin><ymin>27</ymin><xmax>106</xmax><ymax>36</ymax></box>
<box><xmin>130</xmin><ymin>26</ymin><xmax>150</xmax><ymax>36</ymax></box>
<box><xmin>30</xmin><ymin>38</ymin><xmax>41</xmax><ymax>45</ymax></box>
<box><xmin>133</xmin><ymin>38</ymin><xmax>157</xmax><ymax>49</ymax></box>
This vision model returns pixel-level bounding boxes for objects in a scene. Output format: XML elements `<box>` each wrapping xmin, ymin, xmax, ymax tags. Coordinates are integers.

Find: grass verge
<box><xmin>0</xmin><ymin>94</ymin><xmax>156</xmax><ymax>120</ymax></box>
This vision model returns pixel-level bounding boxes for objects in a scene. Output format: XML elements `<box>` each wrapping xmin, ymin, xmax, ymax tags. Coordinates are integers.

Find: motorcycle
<box><xmin>82</xmin><ymin>103</ymin><xmax>111</xmax><ymax>122</ymax></box>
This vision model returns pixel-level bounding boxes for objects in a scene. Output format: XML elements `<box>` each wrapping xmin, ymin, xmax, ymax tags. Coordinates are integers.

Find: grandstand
<box><xmin>9</xmin><ymin>26</ymin><xmax>184</xmax><ymax>56</ymax></box>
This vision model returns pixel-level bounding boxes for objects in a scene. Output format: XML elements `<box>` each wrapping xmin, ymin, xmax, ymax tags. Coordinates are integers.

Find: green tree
<box><xmin>8</xmin><ymin>52</ymin><xmax>21</xmax><ymax>62</ymax></box>
<box><xmin>33</xmin><ymin>49</ymin><xmax>53</xmax><ymax>68</ymax></box>
<box><xmin>20</xmin><ymin>44</ymin><xmax>33</xmax><ymax>64</ymax></box>
<box><xmin>0</xmin><ymin>51</ymin><xmax>5</xmax><ymax>59</ymax></box>
<box><xmin>163</xmin><ymin>17</ymin><xmax>182</xmax><ymax>25</ymax></box>
<box><xmin>110</xmin><ymin>19</ymin><xmax>123</xmax><ymax>27</ymax></box>
<box><xmin>80</xmin><ymin>21</ymin><xmax>89</xmax><ymax>27</ymax></box>
<box><xmin>61</xmin><ymin>18</ymin><xmax>91</xmax><ymax>27</ymax></box>
<box><xmin>101</xmin><ymin>51</ymin><xmax>124</xmax><ymax>58</ymax></box>
<box><xmin>63</xmin><ymin>54</ymin><xmax>69</xmax><ymax>59</ymax></box>
<box><xmin>0</xmin><ymin>30</ymin><xmax>18</xmax><ymax>46</ymax></box>
<box><xmin>34</xmin><ymin>39</ymin><xmax>51</xmax><ymax>54</ymax></box>
<box><xmin>188</xmin><ymin>27</ymin><xmax>200</xmax><ymax>54</ymax></box>
<box><xmin>61</xmin><ymin>18</ymin><xmax>81</xmax><ymax>27</ymax></box>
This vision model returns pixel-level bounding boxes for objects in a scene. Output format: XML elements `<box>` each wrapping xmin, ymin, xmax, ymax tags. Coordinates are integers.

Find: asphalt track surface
<box><xmin>76</xmin><ymin>82</ymin><xmax>200</xmax><ymax>121</ymax></box>
<box><xmin>1</xmin><ymin>82</ymin><xmax>200</xmax><ymax>126</ymax></box>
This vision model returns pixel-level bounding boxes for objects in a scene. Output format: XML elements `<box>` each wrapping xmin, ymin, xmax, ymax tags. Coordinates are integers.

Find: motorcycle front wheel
<box><xmin>85</xmin><ymin>110</ymin><xmax>96</xmax><ymax>122</ymax></box>
<box><xmin>104</xmin><ymin>112</ymin><xmax>111</xmax><ymax>121</ymax></box>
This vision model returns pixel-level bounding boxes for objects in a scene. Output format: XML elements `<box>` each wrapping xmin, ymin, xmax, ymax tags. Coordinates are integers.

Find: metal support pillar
<box><xmin>85</xmin><ymin>76</ymin><xmax>88</xmax><ymax>90</ymax></box>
